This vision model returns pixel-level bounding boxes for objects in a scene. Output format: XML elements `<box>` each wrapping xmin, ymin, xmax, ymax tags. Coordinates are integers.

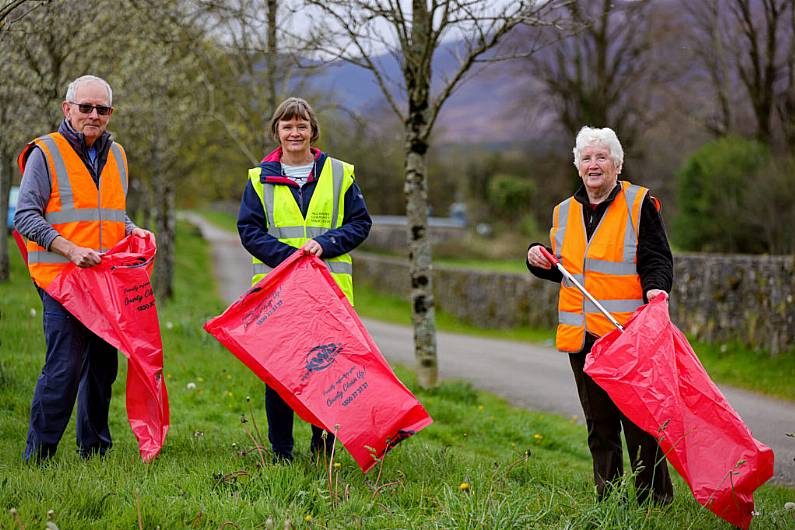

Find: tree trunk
<box><xmin>0</xmin><ymin>156</ymin><xmax>10</xmax><ymax>281</ymax></box>
<box><xmin>153</xmin><ymin>184</ymin><xmax>175</xmax><ymax>301</ymax></box>
<box><xmin>403</xmin><ymin>0</ymin><xmax>438</xmax><ymax>388</ymax></box>
<box><xmin>151</xmin><ymin>129</ymin><xmax>175</xmax><ymax>300</ymax></box>
<box><xmin>404</xmin><ymin>126</ymin><xmax>437</xmax><ymax>388</ymax></box>
<box><xmin>266</xmin><ymin>0</ymin><xmax>278</xmax><ymax>116</ymax></box>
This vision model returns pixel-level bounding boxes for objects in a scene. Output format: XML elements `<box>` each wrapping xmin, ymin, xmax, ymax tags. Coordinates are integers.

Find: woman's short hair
<box><xmin>572</xmin><ymin>126</ymin><xmax>624</xmax><ymax>170</ymax></box>
<box><xmin>269</xmin><ymin>97</ymin><xmax>320</xmax><ymax>143</ymax></box>
<box><xmin>65</xmin><ymin>75</ymin><xmax>113</xmax><ymax>106</ymax></box>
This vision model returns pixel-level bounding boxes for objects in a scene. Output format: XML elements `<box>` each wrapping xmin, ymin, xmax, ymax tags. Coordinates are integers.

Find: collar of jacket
<box><xmin>258</xmin><ymin>146</ymin><xmax>328</xmax><ymax>186</ymax></box>
<box><xmin>58</xmin><ymin>118</ymin><xmax>112</xmax><ymax>159</ymax></box>
<box><xmin>573</xmin><ymin>182</ymin><xmax>622</xmax><ymax>207</ymax></box>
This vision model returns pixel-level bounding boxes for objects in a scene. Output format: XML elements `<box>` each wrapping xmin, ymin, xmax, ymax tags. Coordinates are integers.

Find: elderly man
<box><xmin>14</xmin><ymin>75</ymin><xmax>151</xmax><ymax>461</ymax></box>
<box><xmin>526</xmin><ymin>126</ymin><xmax>674</xmax><ymax>504</ymax></box>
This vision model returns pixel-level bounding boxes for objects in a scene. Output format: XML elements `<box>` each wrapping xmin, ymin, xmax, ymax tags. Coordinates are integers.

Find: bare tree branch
<box><xmin>298</xmin><ymin>0</ymin><xmax>563</xmax><ymax>387</ymax></box>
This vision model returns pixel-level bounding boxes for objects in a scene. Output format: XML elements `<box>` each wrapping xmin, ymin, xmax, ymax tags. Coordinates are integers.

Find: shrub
<box><xmin>673</xmin><ymin>136</ymin><xmax>769</xmax><ymax>253</ymax></box>
<box><xmin>487</xmin><ymin>174</ymin><xmax>536</xmax><ymax>224</ymax></box>
<box><xmin>742</xmin><ymin>156</ymin><xmax>795</xmax><ymax>254</ymax></box>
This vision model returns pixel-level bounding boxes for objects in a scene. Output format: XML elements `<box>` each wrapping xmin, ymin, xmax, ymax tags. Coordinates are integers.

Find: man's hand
<box><xmin>131</xmin><ymin>227</ymin><xmax>154</xmax><ymax>242</ymax></box>
<box><xmin>646</xmin><ymin>289</ymin><xmax>667</xmax><ymax>301</ymax></box>
<box><xmin>301</xmin><ymin>239</ymin><xmax>323</xmax><ymax>257</ymax></box>
<box><xmin>50</xmin><ymin>236</ymin><xmax>102</xmax><ymax>268</ymax></box>
<box><xmin>69</xmin><ymin>246</ymin><xmax>103</xmax><ymax>267</ymax></box>
<box><xmin>527</xmin><ymin>245</ymin><xmax>552</xmax><ymax>269</ymax></box>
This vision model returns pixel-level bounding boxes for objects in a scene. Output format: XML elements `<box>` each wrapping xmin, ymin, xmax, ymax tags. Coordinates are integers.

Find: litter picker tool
<box><xmin>538</xmin><ymin>246</ymin><xmax>624</xmax><ymax>331</ymax></box>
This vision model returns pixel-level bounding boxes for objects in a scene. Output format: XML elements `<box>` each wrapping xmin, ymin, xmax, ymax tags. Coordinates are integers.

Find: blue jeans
<box><xmin>25</xmin><ymin>288</ymin><xmax>118</xmax><ymax>461</ymax></box>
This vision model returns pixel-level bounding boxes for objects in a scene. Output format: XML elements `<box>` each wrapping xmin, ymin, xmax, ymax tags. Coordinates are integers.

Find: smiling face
<box><xmin>277</xmin><ymin>116</ymin><xmax>313</xmax><ymax>161</ymax></box>
<box><xmin>577</xmin><ymin>144</ymin><xmax>620</xmax><ymax>201</ymax></box>
<box><xmin>62</xmin><ymin>81</ymin><xmax>112</xmax><ymax>147</ymax></box>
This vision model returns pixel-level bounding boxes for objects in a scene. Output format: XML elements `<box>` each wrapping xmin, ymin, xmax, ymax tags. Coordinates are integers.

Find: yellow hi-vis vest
<box><xmin>550</xmin><ymin>180</ymin><xmax>647</xmax><ymax>352</ymax></box>
<box><xmin>17</xmin><ymin>133</ymin><xmax>128</xmax><ymax>289</ymax></box>
<box><xmin>248</xmin><ymin>156</ymin><xmax>356</xmax><ymax>304</ymax></box>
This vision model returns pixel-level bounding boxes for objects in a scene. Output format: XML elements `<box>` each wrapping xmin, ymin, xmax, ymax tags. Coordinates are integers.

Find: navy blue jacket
<box><xmin>237</xmin><ymin>147</ymin><xmax>372</xmax><ymax>269</ymax></box>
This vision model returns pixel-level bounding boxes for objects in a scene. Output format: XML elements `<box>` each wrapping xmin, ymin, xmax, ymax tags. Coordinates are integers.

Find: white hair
<box><xmin>572</xmin><ymin>126</ymin><xmax>624</xmax><ymax>170</ymax></box>
<box><xmin>65</xmin><ymin>75</ymin><xmax>113</xmax><ymax>106</ymax></box>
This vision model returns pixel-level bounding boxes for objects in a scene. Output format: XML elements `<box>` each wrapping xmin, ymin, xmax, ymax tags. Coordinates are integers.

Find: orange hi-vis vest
<box><xmin>550</xmin><ymin>180</ymin><xmax>647</xmax><ymax>353</ymax></box>
<box><xmin>17</xmin><ymin>132</ymin><xmax>129</xmax><ymax>289</ymax></box>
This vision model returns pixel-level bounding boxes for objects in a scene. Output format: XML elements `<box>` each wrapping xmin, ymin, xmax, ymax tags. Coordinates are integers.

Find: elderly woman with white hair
<box><xmin>526</xmin><ymin>126</ymin><xmax>674</xmax><ymax>504</ymax></box>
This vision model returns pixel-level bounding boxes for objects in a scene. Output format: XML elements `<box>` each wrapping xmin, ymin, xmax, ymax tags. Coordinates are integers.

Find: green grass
<box><xmin>689</xmin><ymin>341</ymin><xmax>795</xmax><ymax>401</ymax></box>
<box><xmin>2</xmin><ymin>227</ymin><xmax>793</xmax><ymax>529</ymax></box>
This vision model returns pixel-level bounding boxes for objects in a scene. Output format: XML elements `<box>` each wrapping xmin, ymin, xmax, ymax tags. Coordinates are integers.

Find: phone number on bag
<box><xmin>341</xmin><ymin>382</ymin><xmax>368</xmax><ymax>407</ymax></box>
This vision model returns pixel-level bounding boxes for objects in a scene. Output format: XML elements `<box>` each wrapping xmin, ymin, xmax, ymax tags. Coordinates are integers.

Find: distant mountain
<box><xmin>304</xmin><ymin>37</ymin><xmax>544</xmax><ymax>144</ymax></box>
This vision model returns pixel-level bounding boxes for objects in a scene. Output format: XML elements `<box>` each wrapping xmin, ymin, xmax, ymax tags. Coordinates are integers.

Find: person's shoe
<box><xmin>24</xmin><ymin>445</ymin><xmax>56</xmax><ymax>464</ymax></box>
<box><xmin>636</xmin><ymin>488</ymin><xmax>674</xmax><ymax>507</ymax></box>
<box><xmin>78</xmin><ymin>444</ymin><xmax>110</xmax><ymax>460</ymax></box>
<box><xmin>650</xmin><ymin>492</ymin><xmax>674</xmax><ymax>506</ymax></box>
<box><xmin>271</xmin><ymin>451</ymin><xmax>294</xmax><ymax>464</ymax></box>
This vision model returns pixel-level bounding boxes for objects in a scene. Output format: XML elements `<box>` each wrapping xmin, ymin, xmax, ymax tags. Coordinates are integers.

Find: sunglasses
<box><xmin>69</xmin><ymin>102</ymin><xmax>113</xmax><ymax>116</ymax></box>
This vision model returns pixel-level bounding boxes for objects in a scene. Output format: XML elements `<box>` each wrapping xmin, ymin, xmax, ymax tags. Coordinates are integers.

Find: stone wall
<box><xmin>363</xmin><ymin>216</ymin><xmax>467</xmax><ymax>253</ymax></box>
<box><xmin>353</xmin><ymin>252</ymin><xmax>795</xmax><ymax>354</ymax></box>
<box><xmin>670</xmin><ymin>254</ymin><xmax>795</xmax><ymax>354</ymax></box>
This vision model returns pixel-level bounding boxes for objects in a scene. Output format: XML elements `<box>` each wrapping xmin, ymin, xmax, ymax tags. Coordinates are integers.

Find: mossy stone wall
<box><xmin>353</xmin><ymin>253</ymin><xmax>795</xmax><ymax>354</ymax></box>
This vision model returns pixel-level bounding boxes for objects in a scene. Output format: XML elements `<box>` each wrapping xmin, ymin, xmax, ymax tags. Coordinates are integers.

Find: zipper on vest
<box><xmin>98</xmin><ymin>174</ymin><xmax>103</xmax><ymax>251</ymax></box>
<box><xmin>300</xmin><ymin>158</ymin><xmax>317</xmax><ymax>218</ymax></box>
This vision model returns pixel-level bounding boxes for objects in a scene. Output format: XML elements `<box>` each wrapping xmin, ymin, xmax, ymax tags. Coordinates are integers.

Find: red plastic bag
<box><xmin>12</xmin><ymin>229</ymin><xmax>28</xmax><ymax>265</ymax></box>
<box><xmin>204</xmin><ymin>250</ymin><xmax>432</xmax><ymax>472</ymax></box>
<box><xmin>45</xmin><ymin>234</ymin><xmax>169</xmax><ymax>462</ymax></box>
<box><xmin>585</xmin><ymin>296</ymin><xmax>774</xmax><ymax>529</ymax></box>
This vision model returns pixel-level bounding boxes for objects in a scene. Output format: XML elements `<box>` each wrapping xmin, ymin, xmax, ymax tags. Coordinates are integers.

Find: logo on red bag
<box><xmin>302</xmin><ymin>343</ymin><xmax>342</xmax><ymax>379</ymax></box>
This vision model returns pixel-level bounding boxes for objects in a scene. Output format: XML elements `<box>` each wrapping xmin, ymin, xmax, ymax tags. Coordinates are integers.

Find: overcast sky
<box><xmin>274</xmin><ymin>0</ymin><xmax>528</xmax><ymax>57</ymax></box>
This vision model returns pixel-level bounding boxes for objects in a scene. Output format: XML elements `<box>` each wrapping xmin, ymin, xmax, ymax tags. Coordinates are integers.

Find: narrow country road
<box><xmin>182</xmin><ymin>212</ymin><xmax>795</xmax><ymax>487</ymax></box>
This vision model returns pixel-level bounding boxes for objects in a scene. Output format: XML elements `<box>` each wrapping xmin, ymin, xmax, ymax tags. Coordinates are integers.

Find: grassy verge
<box><xmin>355</xmin><ymin>247</ymin><xmax>529</xmax><ymax>274</ymax></box>
<box><xmin>688</xmin><ymin>341</ymin><xmax>795</xmax><ymax>401</ymax></box>
<box><xmin>2</xmin><ymin>227</ymin><xmax>793</xmax><ymax>529</ymax></box>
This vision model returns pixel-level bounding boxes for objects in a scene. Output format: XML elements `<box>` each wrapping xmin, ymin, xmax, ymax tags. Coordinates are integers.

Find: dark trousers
<box><xmin>570</xmin><ymin>341</ymin><xmax>674</xmax><ymax>504</ymax></box>
<box><xmin>265</xmin><ymin>385</ymin><xmax>335</xmax><ymax>460</ymax></box>
<box><xmin>25</xmin><ymin>288</ymin><xmax>118</xmax><ymax>461</ymax></box>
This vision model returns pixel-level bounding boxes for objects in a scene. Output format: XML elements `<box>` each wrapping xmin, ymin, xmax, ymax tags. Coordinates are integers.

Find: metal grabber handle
<box><xmin>538</xmin><ymin>246</ymin><xmax>624</xmax><ymax>332</ymax></box>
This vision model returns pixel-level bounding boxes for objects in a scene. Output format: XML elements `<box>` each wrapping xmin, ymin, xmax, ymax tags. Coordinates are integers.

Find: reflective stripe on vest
<box><xmin>551</xmin><ymin>180</ymin><xmax>646</xmax><ymax>352</ymax></box>
<box><xmin>253</xmin><ymin>260</ymin><xmax>353</xmax><ymax>275</ymax></box>
<box><xmin>17</xmin><ymin>133</ymin><xmax>128</xmax><ymax>288</ymax></box>
<box><xmin>249</xmin><ymin>157</ymin><xmax>355</xmax><ymax>304</ymax></box>
<box><xmin>26</xmin><ymin>251</ymin><xmax>71</xmax><ymax>264</ymax></box>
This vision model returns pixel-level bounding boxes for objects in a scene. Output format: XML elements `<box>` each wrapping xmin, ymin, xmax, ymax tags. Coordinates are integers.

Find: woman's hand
<box><xmin>527</xmin><ymin>245</ymin><xmax>552</xmax><ymax>269</ymax></box>
<box><xmin>301</xmin><ymin>239</ymin><xmax>323</xmax><ymax>257</ymax></box>
<box><xmin>646</xmin><ymin>289</ymin><xmax>667</xmax><ymax>301</ymax></box>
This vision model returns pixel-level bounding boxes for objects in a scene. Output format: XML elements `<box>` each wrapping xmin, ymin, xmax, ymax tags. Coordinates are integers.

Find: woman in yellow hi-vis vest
<box><xmin>526</xmin><ymin>127</ymin><xmax>675</xmax><ymax>505</ymax></box>
<box><xmin>237</xmin><ymin>97</ymin><xmax>372</xmax><ymax>462</ymax></box>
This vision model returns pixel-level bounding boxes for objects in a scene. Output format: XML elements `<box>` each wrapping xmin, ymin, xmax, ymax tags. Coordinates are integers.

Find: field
<box><xmin>1</xmin><ymin>225</ymin><xmax>793</xmax><ymax>529</ymax></box>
